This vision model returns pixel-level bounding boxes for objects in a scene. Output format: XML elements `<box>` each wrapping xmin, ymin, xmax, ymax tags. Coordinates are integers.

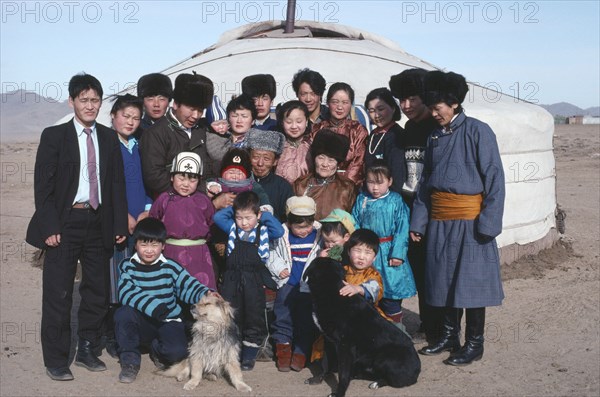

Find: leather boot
<box><xmin>419</xmin><ymin>308</ymin><xmax>462</xmax><ymax>356</ymax></box>
<box><xmin>290</xmin><ymin>352</ymin><xmax>306</xmax><ymax>372</ymax></box>
<box><xmin>74</xmin><ymin>339</ymin><xmax>106</xmax><ymax>371</ymax></box>
<box><xmin>445</xmin><ymin>307</ymin><xmax>485</xmax><ymax>366</ymax></box>
<box><xmin>275</xmin><ymin>343</ymin><xmax>292</xmax><ymax>372</ymax></box>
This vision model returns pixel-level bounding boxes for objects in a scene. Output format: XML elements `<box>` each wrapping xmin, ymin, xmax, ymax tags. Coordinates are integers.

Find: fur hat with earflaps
<box><xmin>173</xmin><ymin>73</ymin><xmax>214</xmax><ymax>109</ymax></box>
<box><xmin>171</xmin><ymin>152</ymin><xmax>203</xmax><ymax>176</ymax></box>
<box><xmin>422</xmin><ymin>71</ymin><xmax>469</xmax><ymax>107</ymax></box>
<box><xmin>220</xmin><ymin>148</ymin><xmax>251</xmax><ymax>178</ymax></box>
<box><xmin>389</xmin><ymin>68</ymin><xmax>427</xmax><ymax>100</ymax></box>
<box><xmin>311</xmin><ymin>129</ymin><xmax>350</xmax><ymax>164</ymax></box>
<box><xmin>137</xmin><ymin>73</ymin><xmax>173</xmax><ymax>99</ymax></box>
<box><xmin>241</xmin><ymin>74</ymin><xmax>277</xmax><ymax>99</ymax></box>
<box><xmin>245</xmin><ymin>129</ymin><xmax>285</xmax><ymax>156</ymax></box>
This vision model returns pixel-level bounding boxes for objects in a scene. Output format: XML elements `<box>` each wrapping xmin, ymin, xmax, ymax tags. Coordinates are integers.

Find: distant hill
<box><xmin>540</xmin><ymin>102</ymin><xmax>600</xmax><ymax>117</ymax></box>
<box><xmin>1</xmin><ymin>90</ymin><xmax>71</xmax><ymax>142</ymax></box>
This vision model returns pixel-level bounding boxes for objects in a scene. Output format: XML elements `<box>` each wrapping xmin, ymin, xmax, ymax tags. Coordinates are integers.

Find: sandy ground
<box><xmin>1</xmin><ymin>124</ymin><xmax>598</xmax><ymax>397</ymax></box>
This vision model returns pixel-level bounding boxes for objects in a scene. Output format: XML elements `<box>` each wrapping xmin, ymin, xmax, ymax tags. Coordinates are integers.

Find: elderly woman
<box><xmin>311</xmin><ymin>82</ymin><xmax>368</xmax><ymax>186</ymax></box>
<box><xmin>294</xmin><ymin>129</ymin><xmax>357</xmax><ymax>220</ymax></box>
<box><xmin>410</xmin><ymin>71</ymin><xmax>505</xmax><ymax>366</ymax></box>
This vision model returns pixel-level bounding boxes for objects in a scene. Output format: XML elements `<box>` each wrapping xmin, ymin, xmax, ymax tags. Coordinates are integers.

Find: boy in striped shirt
<box><xmin>267</xmin><ymin>196</ymin><xmax>322</xmax><ymax>372</ymax></box>
<box><xmin>114</xmin><ymin>218</ymin><xmax>214</xmax><ymax>383</ymax></box>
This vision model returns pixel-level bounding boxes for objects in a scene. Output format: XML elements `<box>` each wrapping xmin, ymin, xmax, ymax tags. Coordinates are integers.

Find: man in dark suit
<box><xmin>26</xmin><ymin>73</ymin><xmax>128</xmax><ymax>381</ymax></box>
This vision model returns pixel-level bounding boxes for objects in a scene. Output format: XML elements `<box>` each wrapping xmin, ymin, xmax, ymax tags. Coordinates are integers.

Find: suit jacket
<box><xmin>26</xmin><ymin>119</ymin><xmax>128</xmax><ymax>249</ymax></box>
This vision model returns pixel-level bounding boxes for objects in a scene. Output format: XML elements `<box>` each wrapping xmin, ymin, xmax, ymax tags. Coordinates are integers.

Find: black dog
<box><xmin>304</xmin><ymin>257</ymin><xmax>420</xmax><ymax>397</ymax></box>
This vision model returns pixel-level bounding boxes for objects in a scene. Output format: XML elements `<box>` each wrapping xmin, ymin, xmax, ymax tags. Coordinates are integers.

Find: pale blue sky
<box><xmin>1</xmin><ymin>0</ymin><xmax>599</xmax><ymax>108</ymax></box>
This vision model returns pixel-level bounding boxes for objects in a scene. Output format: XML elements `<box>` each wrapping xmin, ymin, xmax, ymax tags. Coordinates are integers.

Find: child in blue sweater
<box><xmin>213</xmin><ymin>191</ymin><xmax>284</xmax><ymax>370</ymax></box>
<box><xmin>114</xmin><ymin>218</ymin><xmax>214</xmax><ymax>383</ymax></box>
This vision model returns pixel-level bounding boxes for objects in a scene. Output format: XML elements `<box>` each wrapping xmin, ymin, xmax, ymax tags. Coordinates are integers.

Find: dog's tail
<box><xmin>157</xmin><ymin>360</ymin><xmax>188</xmax><ymax>378</ymax></box>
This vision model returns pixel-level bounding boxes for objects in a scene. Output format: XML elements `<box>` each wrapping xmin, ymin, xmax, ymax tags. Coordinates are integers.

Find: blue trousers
<box><xmin>271</xmin><ymin>283</ymin><xmax>316</xmax><ymax>356</ymax></box>
<box><xmin>114</xmin><ymin>305</ymin><xmax>188</xmax><ymax>366</ymax></box>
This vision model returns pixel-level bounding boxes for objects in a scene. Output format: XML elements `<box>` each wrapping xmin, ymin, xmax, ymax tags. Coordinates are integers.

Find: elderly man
<box><xmin>245</xmin><ymin>129</ymin><xmax>293</xmax><ymax>222</ymax></box>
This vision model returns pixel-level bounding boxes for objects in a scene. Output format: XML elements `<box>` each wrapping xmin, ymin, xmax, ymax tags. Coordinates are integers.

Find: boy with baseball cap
<box><xmin>319</xmin><ymin>208</ymin><xmax>357</xmax><ymax>261</ymax></box>
<box><xmin>267</xmin><ymin>196</ymin><xmax>322</xmax><ymax>372</ymax></box>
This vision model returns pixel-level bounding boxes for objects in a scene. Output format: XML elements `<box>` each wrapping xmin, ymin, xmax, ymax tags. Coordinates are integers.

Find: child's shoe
<box><xmin>105</xmin><ymin>337</ymin><xmax>119</xmax><ymax>359</ymax></box>
<box><xmin>118</xmin><ymin>364</ymin><xmax>139</xmax><ymax>383</ymax></box>
<box><xmin>241</xmin><ymin>345</ymin><xmax>259</xmax><ymax>371</ymax></box>
<box><xmin>275</xmin><ymin>343</ymin><xmax>292</xmax><ymax>372</ymax></box>
<box><xmin>290</xmin><ymin>353</ymin><xmax>306</xmax><ymax>372</ymax></box>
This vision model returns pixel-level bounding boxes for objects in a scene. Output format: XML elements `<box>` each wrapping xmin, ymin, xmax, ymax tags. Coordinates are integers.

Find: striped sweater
<box><xmin>118</xmin><ymin>253</ymin><xmax>209</xmax><ymax>320</ymax></box>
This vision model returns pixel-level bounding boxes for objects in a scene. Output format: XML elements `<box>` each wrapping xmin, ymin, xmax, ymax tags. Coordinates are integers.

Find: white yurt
<box><xmin>91</xmin><ymin>19</ymin><xmax>558</xmax><ymax>264</ymax></box>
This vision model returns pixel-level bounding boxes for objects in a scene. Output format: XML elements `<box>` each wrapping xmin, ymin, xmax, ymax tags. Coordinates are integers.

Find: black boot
<box><xmin>241</xmin><ymin>345</ymin><xmax>259</xmax><ymax>371</ymax></box>
<box><xmin>445</xmin><ymin>307</ymin><xmax>485</xmax><ymax>366</ymax></box>
<box><xmin>74</xmin><ymin>339</ymin><xmax>106</xmax><ymax>371</ymax></box>
<box><xmin>419</xmin><ymin>308</ymin><xmax>462</xmax><ymax>356</ymax></box>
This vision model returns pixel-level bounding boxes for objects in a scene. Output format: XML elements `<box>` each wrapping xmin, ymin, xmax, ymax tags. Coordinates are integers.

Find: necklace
<box><xmin>368</xmin><ymin>130</ymin><xmax>387</xmax><ymax>155</ymax></box>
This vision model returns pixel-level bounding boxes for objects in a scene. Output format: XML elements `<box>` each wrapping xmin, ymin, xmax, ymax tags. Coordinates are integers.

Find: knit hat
<box><xmin>311</xmin><ymin>129</ymin><xmax>349</xmax><ymax>164</ymax></box>
<box><xmin>241</xmin><ymin>74</ymin><xmax>277</xmax><ymax>99</ymax></box>
<box><xmin>286</xmin><ymin>195</ymin><xmax>316</xmax><ymax>216</ymax></box>
<box><xmin>389</xmin><ymin>68</ymin><xmax>427</xmax><ymax>100</ymax></box>
<box><xmin>422</xmin><ymin>71</ymin><xmax>469</xmax><ymax>107</ymax></box>
<box><xmin>246</xmin><ymin>128</ymin><xmax>285</xmax><ymax>156</ymax></box>
<box><xmin>170</xmin><ymin>152</ymin><xmax>202</xmax><ymax>176</ymax></box>
<box><xmin>137</xmin><ymin>73</ymin><xmax>173</xmax><ymax>99</ymax></box>
<box><xmin>320</xmin><ymin>209</ymin><xmax>357</xmax><ymax>234</ymax></box>
<box><xmin>220</xmin><ymin>148</ymin><xmax>251</xmax><ymax>178</ymax></box>
<box><xmin>173</xmin><ymin>73</ymin><xmax>214</xmax><ymax>109</ymax></box>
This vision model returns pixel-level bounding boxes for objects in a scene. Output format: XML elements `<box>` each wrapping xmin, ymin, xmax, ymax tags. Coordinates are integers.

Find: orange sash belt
<box><xmin>430</xmin><ymin>190</ymin><xmax>483</xmax><ymax>221</ymax></box>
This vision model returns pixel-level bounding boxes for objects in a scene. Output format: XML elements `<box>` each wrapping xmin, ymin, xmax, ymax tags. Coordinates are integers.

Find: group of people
<box><xmin>26</xmin><ymin>66</ymin><xmax>505</xmax><ymax>385</ymax></box>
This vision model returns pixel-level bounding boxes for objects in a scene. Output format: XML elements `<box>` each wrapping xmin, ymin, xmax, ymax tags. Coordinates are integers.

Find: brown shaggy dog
<box><xmin>160</xmin><ymin>294</ymin><xmax>251</xmax><ymax>392</ymax></box>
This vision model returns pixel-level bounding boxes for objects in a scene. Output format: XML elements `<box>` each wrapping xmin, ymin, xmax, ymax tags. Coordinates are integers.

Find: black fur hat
<box><xmin>311</xmin><ymin>129</ymin><xmax>349</xmax><ymax>164</ymax></box>
<box><xmin>173</xmin><ymin>73</ymin><xmax>214</xmax><ymax>109</ymax></box>
<box><xmin>220</xmin><ymin>148</ymin><xmax>252</xmax><ymax>178</ymax></box>
<box><xmin>241</xmin><ymin>74</ymin><xmax>276</xmax><ymax>99</ymax></box>
<box><xmin>137</xmin><ymin>73</ymin><xmax>173</xmax><ymax>99</ymax></box>
<box><xmin>422</xmin><ymin>71</ymin><xmax>469</xmax><ymax>107</ymax></box>
<box><xmin>389</xmin><ymin>68</ymin><xmax>427</xmax><ymax>100</ymax></box>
